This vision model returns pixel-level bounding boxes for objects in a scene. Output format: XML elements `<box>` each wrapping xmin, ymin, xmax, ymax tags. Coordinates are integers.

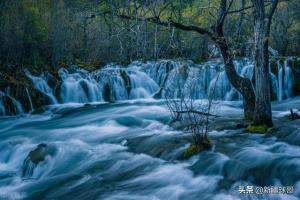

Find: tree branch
<box><xmin>113</xmin><ymin>13</ymin><xmax>214</xmax><ymax>38</ymax></box>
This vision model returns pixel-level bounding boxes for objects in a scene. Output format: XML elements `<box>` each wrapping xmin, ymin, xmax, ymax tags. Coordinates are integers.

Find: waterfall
<box><xmin>25</xmin><ymin>70</ymin><xmax>58</xmax><ymax>104</ymax></box>
<box><xmin>284</xmin><ymin>60</ymin><xmax>293</xmax><ymax>99</ymax></box>
<box><xmin>127</xmin><ymin>69</ymin><xmax>159</xmax><ymax>99</ymax></box>
<box><xmin>58</xmin><ymin>66</ymin><xmax>159</xmax><ymax>103</ymax></box>
<box><xmin>59</xmin><ymin>68</ymin><xmax>103</xmax><ymax>103</ymax></box>
<box><xmin>142</xmin><ymin>59</ymin><xmax>288</xmax><ymax>101</ymax></box>
<box><xmin>277</xmin><ymin>60</ymin><xmax>293</xmax><ymax>100</ymax></box>
<box><xmin>1</xmin><ymin>58</ymin><xmax>296</xmax><ymax>116</ymax></box>
<box><xmin>0</xmin><ymin>97</ymin><xmax>5</xmax><ymax>116</ymax></box>
<box><xmin>278</xmin><ymin>61</ymin><xmax>283</xmax><ymax>101</ymax></box>
<box><xmin>25</xmin><ymin>88</ymin><xmax>34</xmax><ymax>112</ymax></box>
<box><xmin>0</xmin><ymin>91</ymin><xmax>24</xmax><ymax>116</ymax></box>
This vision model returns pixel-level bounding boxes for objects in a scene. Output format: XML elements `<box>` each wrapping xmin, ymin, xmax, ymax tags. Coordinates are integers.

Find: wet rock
<box><xmin>26</xmin><ymin>143</ymin><xmax>48</xmax><ymax>164</ymax></box>
<box><xmin>236</xmin><ymin>123</ymin><xmax>247</xmax><ymax>129</ymax></box>
<box><xmin>287</xmin><ymin>109</ymin><xmax>300</xmax><ymax>120</ymax></box>
<box><xmin>120</xmin><ymin>70</ymin><xmax>131</xmax><ymax>97</ymax></box>
<box><xmin>290</xmin><ymin>59</ymin><xmax>300</xmax><ymax>96</ymax></box>
<box><xmin>103</xmin><ymin>83</ymin><xmax>113</xmax><ymax>102</ymax></box>
<box><xmin>22</xmin><ymin>143</ymin><xmax>56</xmax><ymax>177</ymax></box>
<box><xmin>32</xmin><ymin>107</ymin><xmax>45</xmax><ymax>114</ymax></box>
<box><xmin>153</xmin><ymin>87</ymin><xmax>163</xmax><ymax>99</ymax></box>
<box><xmin>0</xmin><ymin>68</ymin><xmax>57</xmax><ymax>114</ymax></box>
<box><xmin>0</xmin><ymin>94</ymin><xmax>19</xmax><ymax>115</ymax></box>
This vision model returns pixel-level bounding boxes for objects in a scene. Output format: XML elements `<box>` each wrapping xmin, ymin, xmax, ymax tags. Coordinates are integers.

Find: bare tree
<box><xmin>106</xmin><ymin>0</ymin><xmax>256</xmax><ymax>121</ymax></box>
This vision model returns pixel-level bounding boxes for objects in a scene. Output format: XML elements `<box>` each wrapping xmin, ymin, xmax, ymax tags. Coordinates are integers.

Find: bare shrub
<box><xmin>165</xmin><ymin>69</ymin><xmax>219</xmax><ymax>149</ymax></box>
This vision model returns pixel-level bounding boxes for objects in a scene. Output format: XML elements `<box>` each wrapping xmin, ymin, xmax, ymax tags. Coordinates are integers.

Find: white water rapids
<box><xmin>0</xmin><ymin>59</ymin><xmax>299</xmax><ymax>200</ymax></box>
<box><xmin>0</xmin><ymin>99</ymin><xmax>299</xmax><ymax>199</ymax></box>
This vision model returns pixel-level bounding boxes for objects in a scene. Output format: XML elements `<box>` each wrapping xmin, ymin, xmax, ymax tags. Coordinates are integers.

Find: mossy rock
<box><xmin>183</xmin><ymin>140</ymin><xmax>211</xmax><ymax>159</ymax></box>
<box><xmin>246</xmin><ymin>125</ymin><xmax>268</xmax><ymax>134</ymax></box>
<box><xmin>32</xmin><ymin>107</ymin><xmax>45</xmax><ymax>114</ymax></box>
<box><xmin>184</xmin><ymin>144</ymin><xmax>202</xmax><ymax>158</ymax></box>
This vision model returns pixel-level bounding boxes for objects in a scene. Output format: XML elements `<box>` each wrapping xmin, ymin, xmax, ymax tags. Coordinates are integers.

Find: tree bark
<box><xmin>252</xmin><ymin>0</ymin><xmax>278</xmax><ymax>126</ymax></box>
<box><xmin>212</xmin><ymin>0</ymin><xmax>255</xmax><ymax>119</ymax></box>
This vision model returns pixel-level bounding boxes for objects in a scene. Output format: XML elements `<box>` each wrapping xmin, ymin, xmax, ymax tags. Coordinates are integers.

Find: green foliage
<box><xmin>0</xmin><ymin>0</ymin><xmax>300</xmax><ymax>69</ymax></box>
<box><xmin>246</xmin><ymin>125</ymin><xmax>268</xmax><ymax>134</ymax></box>
<box><xmin>183</xmin><ymin>139</ymin><xmax>211</xmax><ymax>159</ymax></box>
<box><xmin>183</xmin><ymin>144</ymin><xmax>202</xmax><ymax>158</ymax></box>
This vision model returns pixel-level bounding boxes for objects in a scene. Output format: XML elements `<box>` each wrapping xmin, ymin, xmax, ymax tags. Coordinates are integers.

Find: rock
<box><xmin>236</xmin><ymin>123</ymin><xmax>247</xmax><ymax>129</ymax></box>
<box><xmin>288</xmin><ymin>109</ymin><xmax>300</xmax><ymax>120</ymax></box>
<box><xmin>290</xmin><ymin>58</ymin><xmax>300</xmax><ymax>96</ymax></box>
<box><xmin>0</xmin><ymin>94</ymin><xmax>19</xmax><ymax>115</ymax></box>
<box><xmin>120</xmin><ymin>70</ymin><xmax>131</xmax><ymax>97</ymax></box>
<box><xmin>153</xmin><ymin>87</ymin><xmax>163</xmax><ymax>99</ymax></box>
<box><xmin>27</xmin><ymin>143</ymin><xmax>48</xmax><ymax>164</ymax></box>
<box><xmin>32</xmin><ymin>107</ymin><xmax>45</xmax><ymax>114</ymax></box>
<box><xmin>0</xmin><ymin>68</ymin><xmax>56</xmax><ymax>114</ymax></box>
<box><xmin>103</xmin><ymin>83</ymin><xmax>113</xmax><ymax>102</ymax></box>
<box><xmin>22</xmin><ymin>143</ymin><xmax>56</xmax><ymax>177</ymax></box>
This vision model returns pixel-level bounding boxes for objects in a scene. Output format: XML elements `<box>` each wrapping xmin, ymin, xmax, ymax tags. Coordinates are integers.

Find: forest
<box><xmin>0</xmin><ymin>0</ymin><xmax>300</xmax><ymax>199</ymax></box>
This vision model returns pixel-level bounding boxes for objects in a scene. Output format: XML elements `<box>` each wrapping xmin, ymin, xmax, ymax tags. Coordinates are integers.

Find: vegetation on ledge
<box><xmin>246</xmin><ymin>125</ymin><xmax>269</xmax><ymax>134</ymax></box>
<box><xmin>183</xmin><ymin>139</ymin><xmax>211</xmax><ymax>159</ymax></box>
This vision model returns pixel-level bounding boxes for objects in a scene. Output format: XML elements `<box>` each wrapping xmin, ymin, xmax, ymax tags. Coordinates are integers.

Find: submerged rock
<box><xmin>22</xmin><ymin>143</ymin><xmax>56</xmax><ymax>177</ymax></box>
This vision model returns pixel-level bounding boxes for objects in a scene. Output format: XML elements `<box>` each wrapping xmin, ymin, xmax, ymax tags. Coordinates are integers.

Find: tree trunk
<box><xmin>217</xmin><ymin>38</ymin><xmax>255</xmax><ymax>119</ymax></box>
<box><xmin>252</xmin><ymin>0</ymin><xmax>274</xmax><ymax>126</ymax></box>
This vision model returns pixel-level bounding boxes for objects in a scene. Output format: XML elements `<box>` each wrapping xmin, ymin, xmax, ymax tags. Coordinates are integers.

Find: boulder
<box><xmin>22</xmin><ymin>143</ymin><xmax>56</xmax><ymax>177</ymax></box>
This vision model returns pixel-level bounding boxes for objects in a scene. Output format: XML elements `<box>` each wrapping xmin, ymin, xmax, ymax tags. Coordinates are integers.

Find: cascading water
<box><xmin>0</xmin><ymin>99</ymin><xmax>299</xmax><ymax>199</ymax></box>
<box><xmin>141</xmin><ymin>59</ymin><xmax>282</xmax><ymax>101</ymax></box>
<box><xmin>0</xmin><ymin>91</ymin><xmax>24</xmax><ymax>116</ymax></box>
<box><xmin>59</xmin><ymin>68</ymin><xmax>103</xmax><ymax>103</ymax></box>
<box><xmin>57</xmin><ymin>66</ymin><xmax>159</xmax><ymax>103</ymax></box>
<box><xmin>284</xmin><ymin>60</ymin><xmax>293</xmax><ymax>99</ymax></box>
<box><xmin>25</xmin><ymin>88</ymin><xmax>34</xmax><ymax>112</ymax></box>
<box><xmin>277</xmin><ymin>60</ymin><xmax>293</xmax><ymax>101</ymax></box>
<box><xmin>25</xmin><ymin>70</ymin><xmax>58</xmax><ymax>104</ymax></box>
<box><xmin>1</xmin><ymin>58</ymin><xmax>295</xmax><ymax>116</ymax></box>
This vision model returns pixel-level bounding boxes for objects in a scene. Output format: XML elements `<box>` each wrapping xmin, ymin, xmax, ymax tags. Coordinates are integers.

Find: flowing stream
<box><xmin>0</xmin><ymin>99</ymin><xmax>300</xmax><ymax>199</ymax></box>
<box><xmin>0</xmin><ymin>59</ymin><xmax>299</xmax><ymax>199</ymax></box>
